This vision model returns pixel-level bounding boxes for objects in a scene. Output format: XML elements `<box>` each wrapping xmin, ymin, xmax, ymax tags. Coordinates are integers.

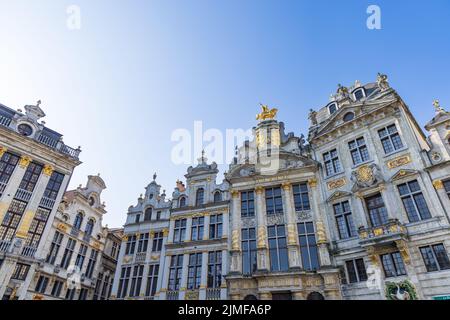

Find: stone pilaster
<box><xmin>203</xmin><ymin>213</ymin><xmax>210</xmax><ymax>240</ymax></box>
<box><xmin>158</xmin><ymin>254</ymin><xmax>171</xmax><ymax>300</ymax></box>
<box><xmin>185</xmin><ymin>217</ymin><xmax>193</xmax><ymax>242</ymax></box>
<box><xmin>230</xmin><ymin>190</ymin><xmax>241</xmax><ymax>274</ymax></box>
<box><xmin>255</xmin><ymin>186</ymin><xmax>269</xmax><ymax>271</ymax></box>
<box><xmin>281</xmin><ymin>182</ymin><xmax>301</xmax><ymax>269</ymax></box>
<box><xmin>199</xmin><ymin>251</ymin><xmax>208</xmax><ymax>299</ymax></box>
<box><xmin>179</xmin><ymin>253</ymin><xmax>190</xmax><ymax>299</ymax></box>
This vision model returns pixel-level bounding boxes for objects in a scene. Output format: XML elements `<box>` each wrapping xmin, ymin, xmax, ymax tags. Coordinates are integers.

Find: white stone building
<box><xmin>0</xmin><ymin>101</ymin><xmax>81</xmax><ymax>300</ymax></box>
<box><xmin>111</xmin><ymin>174</ymin><xmax>171</xmax><ymax>300</ymax></box>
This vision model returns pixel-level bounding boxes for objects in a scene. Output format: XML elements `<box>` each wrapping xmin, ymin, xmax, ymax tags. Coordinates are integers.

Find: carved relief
<box><xmin>327</xmin><ymin>177</ymin><xmax>346</xmax><ymax>190</ymax></box>
<box><xmin>287</xmin><ymin>223</ymin><xmax>297</xmax><ymax>245</ymax></box>
<box><xmin>241</xmin><ymin>217</ymin><xmax>256</xmax><ymax>228</ymax></box>
<box><xmin>296</xmin><ymin>211</ymin><xmax>312</xmax><ymax>221</ymax></box>
<box><xmin>266</xmin><ymin>214</ymin><xmax>284</xmax><ymax>226</ymax></box>
<box><xmin>386</xmin><ymin>154</ymin><xmax>411</xmax><ymax>169</ymax></box>
<box><xmin>231</xmin><ymin>229</ymin><xmax>240</xmax><ymax>251</ymax></box>
<box><xmin>257</xmin><ymin>226</ymin><xmax>267</xmax><ymax>249</ymax></box>
<box><xmin>19</xmin><ymin>155</ymin><xmax>32</xmax><ymax>168</ymax></box>
<box><xmin>351</xmin><ymin>164</ymin><xmax>383</xmax><ymax>190</ymax></box>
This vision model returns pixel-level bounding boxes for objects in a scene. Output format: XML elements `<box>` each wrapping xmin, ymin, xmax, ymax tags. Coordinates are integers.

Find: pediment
<box><xmin>389</xmin><ymin>169</ymin><xmax>419</xmax><ymax>182</ymax></box>
<box><xmin>326</xmin><ymin>191</ymin><xmax>352</xmax><ymax>203</ymax></box>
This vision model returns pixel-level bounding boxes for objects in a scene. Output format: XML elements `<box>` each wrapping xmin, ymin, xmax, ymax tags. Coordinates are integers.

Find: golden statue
<box><xmin>256</xmin><ymin>104</ymin><xmax>278</xmax><ymax>121</ymax></box>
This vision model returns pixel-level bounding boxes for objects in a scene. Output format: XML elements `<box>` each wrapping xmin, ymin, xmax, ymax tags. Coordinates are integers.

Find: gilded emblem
<box><xmin>356</xmin><ymin>165</ymin><xmax>373</xmax><ymax>183</ymax></box>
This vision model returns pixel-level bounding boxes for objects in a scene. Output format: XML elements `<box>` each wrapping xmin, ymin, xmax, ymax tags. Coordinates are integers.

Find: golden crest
<box><xmin>356</xmin><ymin>165</ymin><xmax>373</xmax><ymax>183</ymax></box>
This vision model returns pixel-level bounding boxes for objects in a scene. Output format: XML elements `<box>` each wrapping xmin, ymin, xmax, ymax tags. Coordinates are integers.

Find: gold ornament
<box><xmin>19</xmin><ymin>155</ymin><xmax>32</xmax><ymax>168</ymax></box>
<box><xmin>256</xmin><ymin>104</ymin><xmax>278</xmax><ymax>121</ymax></box>
<box><xmin>432</xmin><ymin>180</ymin><xmax>444</xmax><ymax>190</ymax></box>
<box><xmin>386</xmin><ymin>154</ymin><xmax>411</xmax><ymax>169</ymax></box>
<box><xmin>43</xmin><ymin>164</ymin><xmax>54</xmax><ymax>176</ymax></box>
<box><xmin>356</xmin><ymin>165</ymin><xmax>373</xmax><ymax>183</ymax></box>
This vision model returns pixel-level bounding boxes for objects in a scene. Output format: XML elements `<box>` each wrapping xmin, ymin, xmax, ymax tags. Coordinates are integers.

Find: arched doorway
<box><xmin>243</xmin><ymin>294</ymin><xmax>258</xmax><ymax>300</ymax></box>
<box><xmin>307</xmin><ymin>292</ymin><xmax>325</xmax><ymax>300</ymax></box>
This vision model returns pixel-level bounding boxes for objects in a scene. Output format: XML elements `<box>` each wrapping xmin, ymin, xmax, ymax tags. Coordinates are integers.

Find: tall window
<box><xmin>35</xmin><ymin>276</ymin><xmax>49</xmax><ymax>294</ymax></box>
<box><xmin>333</xmin><ymin>201</ymin><xmax>356</xmax><ymax>239</ymax></box>
<box><xmin>85</xmin><ymin>250</ymin><xmax>99</xmax><ymax>278</ymax></box>
<box><xmin>348</xmin><ymin>137</ymin><xmax>370</xmax><ymax>165</ymax></box>
<box><xmin>46</xmin><ymin>231</ymin><xmax>64</xmax><ymax>264</ymax></box>
<box><xmin>129</xmin><ymin>265</ymin><xmax>144</xmax><ymax>297</ymax></box>
<box><xmin>19</xmin><ymin>162</ymin><xmax>43</xmax><ymax>192</ymax></box>
<box><xmin>60</xmin><ymin>238</ymin><xmax>76</xmax><ymax>269</ymax></box>
<box><xmin>25</xmin><ymin>207</ymin><xmax>50</xmax><ymax>247</ymax></box>
<box><xmin>345</xmin><ymin>259</ymin><xmax>368</xmax><ymax>283</ymax></box>
<box><xmin>11</xmin><ymin>263</ymin><xmax>30</xmax><ymax>280</ymax></box>
<box><xmin>111</xmin><ymin>241</ymin><xmax>119</xmax><ymax>259</ymax></box>
<box><xmin>78</xmin><ymin>288</ymin><xmax>88</xmax><ymax>300</ymax></box>
<box><xmin>187</xmin><ymin>253</ymin><xmax>202</xmax><ymax>290</ymax></box>
<box><xmin>398</xmin><ymin>180</ymin><xmax>431</xmax><ymax>222</ymax></box>
<box><xmin>117</xmin><ymin>266</ymin><xmax>132</xmax><ymax>298</ymax></box>
<box><xmin>152</xmin><ymin>232</ymin><xmax>163</xmax><ymax>252</ymax></box>
<box><xmin>146</xmin><ymin>264</ymin><xmax>159</xmax><ymax>297</ymax></box>
<box><xmin>75</xmin><ymin>244</ymin><xmax>88</xmax><ymax>269</ymax></box>
<box><xmin>156</xmin><ymin>211</ymin><xmax>161</xmax><ymax>220</ymax></box>
<box><xmin>381</xmin><ymin>252</ymin><xmax>407</xmax><ymax>278</ymax></box>
<box><xmin>265</xmin><ymin>187</ymin><xmax>283</xmax><ymax>215</ymax></box>
<box><xmin>137</xmin><ymin>233</ymin><xmax>149</xmax><ymax>253</ymax></box>
<box><xmin>0</xmin><ymin>199</ymin><xmax>27</xmax><ymax>241</ymax></box>
<box><xmin>293</xmin><ymin>183</ymin><xmax>310</xmax><ymax>211</ymax></box>
<box><xmin>73</xmin><ymin>213</ymin><xmax>83</xmax><ymax>230</ymax></box>
<box><xmin>298</xmin><ymin>222</ymin><xmax>319</xmax><ymax>271</ymax></box>
<box><xmin>444</xmin><ymin>180</ymin><xmax>450</xmax><ymax>199</ymax></box>
<box><xmin>196</xmin><ymin>188</ymin><xmax>204</xmax><ymax>206</ymax></box>
<box><xmin>241</xmin><ymin>191</ymin><xmax>255</xmax><ymax>217</ymax></box>
<box><xmin>0</xmin><ymin>152</ymin><xmax>19</xmax><ymax>185</ymax></box>
<box><xmin>268</xmin><ymin>225</ymin><xmax>288</xmax><ymax>272</ymax></box>
<box><xmin>378</xmin><ymin>124</ymin><xmax>404</xmax><ymax>154</ymax></box>
<box><xmin>85</xmin><ymin>219</ymin><xmax>94</xmax><ymax>237</ymax></box>
<box><xmin>144</xmin><ymin>208</ymin><xmax>152</xmax><ymax>221</ymax></box>
<box><xmin>51</xmin><ymin>281</ymin><xmax>63</xmax><ymax>297</ymax></box>
<box><xmin>209</xmin><ymin>214</ymin><xmax>223</xmax><ymax>239</ymax></box>
<box><xmin>125</xmin><ymin>235</ymin><xmax>137</xmax><ymax>255</ymax></box>
<box><xmin>242</xmin><ymin>228</ymin><xmax>257</xmax><ymax>275</ymax></box>
<box><xmin>43</xmin><ymin>171</ymin><xmax>64</xmax><ymax>200</ymax></box>
<box><xmin>173</xmin><ymin>219</ymin><xmax>187</xmax><ymax>243</ymax></box>
<box><xmin>65</xmin><ymin>288</ymin><xmax>76</xmax><ymax>300</ymax></box>
<box><xmin>420</xmin><ymin>244</ymin><xmax>450</xmax><ymax>272</ymax></box>
<box><xmin>365</xmin><ymin>194</ymin><xmax>389</xmax><ymax>227</ymax></box>
<box><xmin>208</xmin><ymin>251</ymin><xmax>222</xmax><ymax>288</ymax></box>
<box><xmin>168</xmin><ymin>255</ymin><xmax>183</xmax><ymax>291</ymax></box>
<box><xmin>191</xmin><ymin>217</ymin><xmax>204</xmax><ymax>241</ymax></box>
<box><xmin>328</xmin><ymin>103</ymin><xmax>337</xmax><ymax>115</ymax></box>
<box><xmin>323</xmin><ymin>149</ymin><xmax>341</xmax><ymax>176</ymax></box>
<box><xmin>214</xmin><ymin>191</ymin><xmax>222</xmax><ymax>202</ymax></box>
<box><xmin>179</xmin><ymin>196</ymin><xmax>186</xmax><ymax>208</ymax></box>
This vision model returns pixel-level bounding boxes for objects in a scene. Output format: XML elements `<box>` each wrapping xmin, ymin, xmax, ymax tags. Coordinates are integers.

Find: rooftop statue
<box><xmin>256</xmin><ymin>103</ymin><xmax>278</xmax><ymax>121</ymax></box>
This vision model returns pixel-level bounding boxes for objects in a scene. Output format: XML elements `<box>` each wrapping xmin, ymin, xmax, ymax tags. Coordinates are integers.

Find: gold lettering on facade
<box><xmin>327</xmin><ymin>177</ymin><xmax>346</xmax><ymax>190</ymax></box>
<box><xmin>386</xmin><ymin>154</ymin><xmax>411</xmax><ymax>169</ymax></box>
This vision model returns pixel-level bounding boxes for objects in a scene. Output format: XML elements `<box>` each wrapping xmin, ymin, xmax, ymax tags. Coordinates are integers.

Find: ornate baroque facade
<box><xmin>113</xmin><ymin>74</ymin><xmax>450</xmax><ymax>300</ymax></box>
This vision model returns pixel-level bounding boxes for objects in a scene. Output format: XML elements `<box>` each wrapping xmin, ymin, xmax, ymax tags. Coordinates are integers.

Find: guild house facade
<box><xmin>112</xmin><ymin>74</ymin><xmax>450</xmax><ymax>300</ymax></box>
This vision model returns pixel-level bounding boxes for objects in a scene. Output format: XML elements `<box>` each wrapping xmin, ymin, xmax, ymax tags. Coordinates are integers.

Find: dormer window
<box><xmin>144</xmin><ymin>207</ymin><xmax>152</xmax><ymax>221</ymax></box>
<box><xmin>88</xmin><ymin>197</ymin><xmax>95</xmax><ymax>206</ymax></box>
<box><xmin>179</xmin><ymin>196</ymin><xmax>186</xmax><ymax>208</ymax></box>
<box><xmin>149</xmin><ymin>194</ymin><xmax>154</xmax><ymax>200</ymax></box>
<box><xmin>343</xmin><ymin>112</ymin><xmax>355</xmax><ymax>122</ymax></box>
<box><xmin>328</xmin><ymin>103</ymin><xmax>338</xmax><ymax>115</ymax></box>
<box><xmin>214</xmin><ymin>191</ymin><xmax>222</xmax><ymax>203</ymax></box>
<box><xmin>353</xmin><ymin>88</ymin><xmax>365</xmax><ymax>101</ymax></box>
<box><xmin>196</xmin><ymin>188</ymin><xmax>204</xmax><ymax>206</ymax></box>
<box><xmin>18</xmin><ymin>123</ymin><xmax>33</xmax><ymax>136</ymax></box>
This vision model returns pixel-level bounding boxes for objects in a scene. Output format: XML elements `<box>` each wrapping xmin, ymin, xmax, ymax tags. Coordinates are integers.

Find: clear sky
<box><xmin>1</xmin><ymin>0</ymin><xmax>449</xmax><ymax>228</ymax></box>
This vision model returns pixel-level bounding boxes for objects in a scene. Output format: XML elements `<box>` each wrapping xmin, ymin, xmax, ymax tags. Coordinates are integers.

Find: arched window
<box><xmin>343</xmin><ymin>112</ymin><xmax>355</xmax><ymax>122</ymax></box>
<box><xmin>179</xmin><ymin>196</ymin><xmax>186</xmax><ymax>208</ymax></box>
<box><xmin>196</xmin><ymin>188</ymin><xmax>204</xmax><ymax>206</ymax></box>
<box><xmin>74</xmin><ymin>213</ymin><xmax>83</xmax><ymax>230</ymax></box>
<box><xmin>214</xmin><ymin>191</ymin><xmax>222</xmax><ymax>203</ymax></box>
<box><xmin>144</xmin><ymin>207</ymin><xmax>153</xmax><ymax>221</ymax></box>
<box><xmin>328</xmin><ymin>103</ymin><xmax>337</xmax><ymax>115</ymax></box>
<box><xmin>244</xmin><ymin>295</ymin><xmax>258</xmax><ymax>300</ymax></box>
<box><xmin>307</xmin><ymin>292</ymin><xmax>325</xmax><ymax>300</ymax></box>
<box><xmin>85</xmin><ymin>219</ymin><xmax>94</xmax><ymax>236</ymax></box>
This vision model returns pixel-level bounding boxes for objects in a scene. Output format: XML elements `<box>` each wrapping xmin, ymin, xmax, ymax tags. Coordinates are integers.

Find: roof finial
<box><xmin>433</xmin><ymin>99</ymin><xmax>444</xmax><ymax>113</ymax></box>
<box><xmin>36</xmin><ymin>100</ymin><xmax>41</xmax><ymax>107</ymax></box>
<box><xmin>153</xmin><ymin>172</ymin><xmax>157</xmax><ymax>181</ymax></box>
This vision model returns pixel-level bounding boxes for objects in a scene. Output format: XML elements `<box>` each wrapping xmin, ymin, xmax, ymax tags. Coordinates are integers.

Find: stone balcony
<box><xmin>358</xmin><ymin>219</ymin><xmax>407</xmax><ymax>247</ymax></box>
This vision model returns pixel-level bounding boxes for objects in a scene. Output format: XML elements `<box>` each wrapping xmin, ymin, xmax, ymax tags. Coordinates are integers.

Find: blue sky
<box><xmin>1</xmin><ymin>0</ymin><xmax>449</xmax><ymax>227</ymax></box>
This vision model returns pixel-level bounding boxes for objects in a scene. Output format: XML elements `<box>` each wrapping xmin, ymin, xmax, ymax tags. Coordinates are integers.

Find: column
<box><xmin>203</xmin><ymin>213</ymin><xmax>210</xmax><ymax>240</ymax></box>
<box><xmin>229</xmin><ymin>190</ymin><xmax>241</xmax><ymax>274</ymax></box>
<box><xmin>255</xmin><ymin>186</ymin><xmax>269</xmax><ymax>271</ymax></box>
<box><xmin>158</xmin><ymin>254</ymin><xmax>171</xmax><ymax>300</ymax></box>
<box><xmin>220</xmin><ymin>249</ymin><xmax>228</xmax><ymax>299</ymax></box>
<box><xmin>179</xmin><ymin>253</ymin><xmax>190</xmax><ymax>299</ymax></box>
<box><xmin>199</xmin><ymin>251</ymin><xmax>208</xmax><ymax>299</ymax></box>
<box><xmin>281</xmin><ymin>182</ymin><xmax>300</xmax><ymax>270</ymax></box>
<box><xmin>0</xmin><ymin>258</ymin><xmax>18</xmax><ymax>298</ymax></box>
<box><xmin>167</xmin><ymin>219</ymin><xmax>175</xmax><ymax>244</ymax></box>
<box><xmin>185</xmin><ymin>217</ymin><xmax>192</xmax><ymax>242</ymax></box>
<box><xmin>0</xmin><ymin>154</ymin><xmax>29</xmax><ymax>223</ymax></box>
<box><xmin>155</xmin><ymin>228</ymin><xmax>169</xmax><ymax>299</ymax></box>
<box><xmin>17</xmin><ymin>264</ymin><xmax>37</xmax><ymax>300</ymax></box>
<box><xmin>222</xmin><ymin>210</ymin><xmax>229</xmax><ymax>239</ymax></box>
<box><xmin>309</xmin><ymin>178</ymin><xmax>332</xmax><ymax>267</ymax></box>
<box><xmin>15</xmin><ymin>164</ymin><xmax>53</xmax><ymax>240</ymax></box>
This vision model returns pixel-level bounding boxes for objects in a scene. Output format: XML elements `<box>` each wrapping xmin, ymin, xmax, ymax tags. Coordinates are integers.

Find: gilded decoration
<box><xmin>308</xmin><ymin>178</ymin><xmax>318</xmax><ymax>188</ymax></box>
<box><xmin>257</xmin><ymin>226</ymin><xmax>267</xmax><ymax>249</ymax></box>
<box><xmin>256</xmin><ymin>131</ymin><xmax>266</xmax><ymax>149</ymax></box>
<box><xmin>231</xmin><ymin>229</ymin><xmax>240</xmax><ymax>251</ymax></box>
<box><xmin>287</xmin><ymin>223</ymin><xmax>297</xmax><ymax>245</ymax></box>
<box><xmin>56</xmin><ymin>222</ymin><xmax>68</xmax><ymax>232</ymax></box>
<box><xmin>230</xmin><ymin>190</ymin><xmax>240</xmax><ymax>198</ymax></box>
<box><xmin>356</xmin><ymin>165</ymin><xmax>372</xmax><ymax>183</ymax></box>
<box><xmin>19</xmin><ymin>155</ymin><xmax>32</xmax><ymax>168</ymax></box>
<box><xmin>432</xmin><ymin>180</ymin><xmax>444</xmax><ymax>190</ymax></box>
<box><xmin>162</xmin><ymin>228</ymin><xmax>169</xmax><ymax>237</ymax></box>
<box><xmin>386</xmin><ymin>154</ymin><xmax>411</xmax><ymax>169</ymax></box>
<box><xmin>255</xmin><ymin>186</ymin><xmax>264</xmax><ymax>195</ymax></box>
<box><xmin>43</xmin><ymin>164</ymin><xmax>54</xmax><ymax>176</ymax></box>
<box><xmin>281</xmin><ymin>182</ymin><xmax>291</xmax><ymax>191</ymax></box>
<box><xmin>327</xmin><ymin>177</ymin><xmax>346</xmax><ymax>190</ymax></box>
<box><xmin>316</xmin><ymin>220</ymin><xmax>328</xmax><ymax>244</ymax></box>
<box><xmin>256</xmin><ymin>104</ymin><xmax>278</xmax><ymax>121</ymax></box>
<box><xmin>0</xmin><ymin>146</ymin><xmax>7</xmax><ymax>158</ymax></box>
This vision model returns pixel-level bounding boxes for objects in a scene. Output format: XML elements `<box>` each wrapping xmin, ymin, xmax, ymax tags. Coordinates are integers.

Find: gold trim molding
<box><xmin>386</xmin><ymin>154</ymin><xmax>411</xmax><ymax>169</ymax></box>
<box><xmin>433</xmin><ymin>180</ymin><xmax>444</xmax><ymax>190</ymax></box>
